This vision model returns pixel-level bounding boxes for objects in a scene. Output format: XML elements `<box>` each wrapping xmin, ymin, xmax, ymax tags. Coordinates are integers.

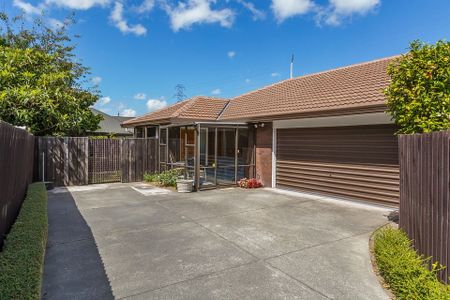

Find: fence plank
<box><xmin>399</xmin><ymin>130</ymin><xmax>450</xmax><ymax>283</ymax></box>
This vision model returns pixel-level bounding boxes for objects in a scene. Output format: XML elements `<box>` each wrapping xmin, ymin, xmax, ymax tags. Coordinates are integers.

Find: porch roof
<box><xmin>122</xmin><ymin>96</ymin><xmax>229</xmax><ymax>127</ymax></box>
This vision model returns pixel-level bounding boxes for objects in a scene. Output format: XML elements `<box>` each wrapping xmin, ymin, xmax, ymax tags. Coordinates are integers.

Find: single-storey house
<box><xmin>122</xmin><ymin>56</ymin><xmax>399</xmax><ymax>206</ymax></box>
<box><xmin>90</xmin><ymin>108</ymin><xmax>134</xmax><ymax>137</ymax></box>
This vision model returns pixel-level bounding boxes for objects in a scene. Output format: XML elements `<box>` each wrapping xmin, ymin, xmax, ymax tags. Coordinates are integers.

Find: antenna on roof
<box><xmin>290</xmin><ymin>54</ymin><xmax>295</xmax><ymax>79</ymax></box>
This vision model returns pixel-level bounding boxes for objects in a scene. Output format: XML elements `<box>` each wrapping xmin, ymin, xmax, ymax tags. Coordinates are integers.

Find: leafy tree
<box><xmin>0</xmin><ymin>13</ymin><xmax>101</xmax><ymax>136</ymax></box>
<box><xmin>385</xmin><ymin>40</ymin><xmax>450</xmax><ymax>134</ymax></box>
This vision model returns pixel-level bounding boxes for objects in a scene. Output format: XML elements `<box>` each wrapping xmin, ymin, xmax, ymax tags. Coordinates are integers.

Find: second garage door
<box><xmin>276</xmin><ymin>124</ymin><xmax>399</xmax><ymax>206</ymax></box>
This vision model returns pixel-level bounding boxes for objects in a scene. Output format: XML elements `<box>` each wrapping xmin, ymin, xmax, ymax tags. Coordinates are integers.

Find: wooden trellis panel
<box><xmin>88</xmin><ymin>139</ymin><xmax>122</xmax><ymax>184</ymax></box>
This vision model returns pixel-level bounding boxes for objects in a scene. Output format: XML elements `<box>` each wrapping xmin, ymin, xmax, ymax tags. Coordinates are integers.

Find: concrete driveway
<box><xmin>42</xmin><ymin>183</ymin><xmax>391</xmax><ymax>300</ymax></box>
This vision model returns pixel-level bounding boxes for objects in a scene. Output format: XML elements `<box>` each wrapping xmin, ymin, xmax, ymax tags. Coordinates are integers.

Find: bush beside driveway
<box><xmin>0</xmin><ymin>182</ymin><xmax>48</xmax><ymax>300</ymax></box>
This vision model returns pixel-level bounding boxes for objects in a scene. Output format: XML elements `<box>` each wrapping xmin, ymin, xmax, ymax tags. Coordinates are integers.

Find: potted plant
<box><xmin>238</xmin><ymin>178</ymin><xmax>262</xmax><ymax>189</ymax></box>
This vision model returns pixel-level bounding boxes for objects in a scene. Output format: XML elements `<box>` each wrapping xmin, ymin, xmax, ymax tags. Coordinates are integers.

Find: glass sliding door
<box><xmin>182</xmin><ymin>126</ymin><xmax>196</xmax><ymax>180</ymax></box>
<box><xmin>199</xmin><ymin>128</ymin><xmax>217</xmax><ymax>187</ymax></box>
<box><xmin>159</xmin><ymin>127</ymin><xmax>168</xmax><ymax>172</ymax></box>
<box><xmin>237</xmin><ymin>127</ymin><xmax>255</xmax><ymax>180</ymax></box>
<box><xmin>216</xmin><ymin>128</ymin><xmax>236</xmax><ymax>185</ymax></box>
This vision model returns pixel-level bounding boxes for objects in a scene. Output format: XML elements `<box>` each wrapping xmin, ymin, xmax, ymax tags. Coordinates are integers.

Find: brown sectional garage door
<box><xmin>276</xmin><ymin>124</ymin><xmax>399</xmax><ymax>206</ymax></box>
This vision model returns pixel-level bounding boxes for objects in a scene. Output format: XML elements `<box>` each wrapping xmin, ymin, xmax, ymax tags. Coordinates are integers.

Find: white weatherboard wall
<box><xmin>271</xmin><ymin>112</ymin><xmax>394</xmax><ymax>190</ymax></box>
<box><xmin>272</xmin><ymin>112</ymin><xmax>393</xmax><ymax>129</ymax></box>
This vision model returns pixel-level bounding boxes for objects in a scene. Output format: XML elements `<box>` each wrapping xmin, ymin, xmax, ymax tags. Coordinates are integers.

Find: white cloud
<box><xmin>319</xmin><ymin>0</ymin><xmax>380</xmax><ymax>25</ymax></box>
<box><xmin>48</xmin><ymin>18</ymin><xmax>64</xmax><ymax>29</ymax></box>
<box><xmin>211</xmin><ymin>88</ymin><xmax>221</xmax><ymax>95</ymax></box>
<box><xmin>121</xmin><ymin>108</ymin><xmax>137</xmax><ymax>117</ymax></box>
<box><xmin>134</xmin><ymin>93</ymin><xmax>147</xmax><ymax>100</ymax></box>
<box><xmin>45</xmin><ymin>0</ymin><xmax>110</xmax><ymax>10</ymax></box>
<box><xmin>98</xmin><ymin>96</ymin><xmax>111</xmax><ymax>106</ymax></box>
<box><xmin>146</xmin><ymin>98</ymin><xmax>168</xmax><ymax>111</ymax></box>
<box><xmin>271</xmin><ymin>72</ymin><xmax>281</xmax><ymax>77</ymax></box>
<box><xmin>162</xmin><ymin>0</ymin><xmax>235</xmax><ymax>32</ymax></box>
<box><xmin>91</xmin><ymin>76</ymin><xmax>102</xmax><ymax>85</ymax></box>
<box><xmin>110</xmin><ymin>2</ymin><xmax>147</xmax><ymax>36</ymax></box>
<box><xmin>13</xmin><ymin>0</ymin><xmax>44</xmax><ymax>15</ymax></box>
<box><xmin>227</xmin><ymin>51</ymin><xmax>236</xmax><ymax>58</ymax></box>
<box><xmin>271</xmin><ymin>0</ymin><xmax>314</xmax><ymax>22</ymax></box>
<box><xmin>237</xmin><ymin>0</ymin><xmax>265</xmax><ymax>21</ymax></box>
<box><xmin>136</xmin><ymin>0</ymin><xmax>155</xmax><ymax>13</ymax></box>
<box><xmin>331</xmin><ymin>0</ymin><xmax>379</xmax><ymax>15</ymax></box>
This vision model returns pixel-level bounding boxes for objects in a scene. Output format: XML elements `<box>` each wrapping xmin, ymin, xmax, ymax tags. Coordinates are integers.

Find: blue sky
<box><xmin>5</xmin><ymin>0</ymin><xmax>450</xmax><ymax>117</ymax></box>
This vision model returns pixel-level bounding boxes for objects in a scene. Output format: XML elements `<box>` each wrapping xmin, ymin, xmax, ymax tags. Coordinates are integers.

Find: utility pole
<box><xmin>174</xmin><ymin>84</ymin><xmax>187</xmax><ymax>102</ymax></box>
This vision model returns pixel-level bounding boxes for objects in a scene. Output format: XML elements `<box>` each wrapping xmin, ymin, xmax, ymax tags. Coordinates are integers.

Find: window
<box><xmin>146</xmin><ymin>126</ymin><xmax>157</xmax><ymax>138</ymax></box>
<box><xmin>135</xmin><ymin>127</ymin><xmax>144</xmax><ymax>138</ymax></box>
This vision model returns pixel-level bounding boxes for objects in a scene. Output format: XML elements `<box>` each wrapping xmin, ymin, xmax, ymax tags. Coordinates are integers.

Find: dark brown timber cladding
<box><xmin>276</xmin><ymin>124</ymin><xmax>399</xmax><ymax>205</ymax></box>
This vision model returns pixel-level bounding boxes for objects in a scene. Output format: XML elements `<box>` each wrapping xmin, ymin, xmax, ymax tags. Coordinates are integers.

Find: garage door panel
<box><xmin>277</xmin><ymin>170</ymin><xmax>399</xmax><ymax>192</ymax></box>
<box><xmin>276</xmin><ymin>167</ymin><xmax>399</xmax><ymax>188</ymax></box>
<box><xmin>276</xmin><ymin>160</ymin><xmax>399</xmax><ymax>177</ymax></box>
<box><xmin>277</xmin><ymin>182</ymin><xmax>398</xmax><ymax>205</ymax></box>
<box><xmin>276</xmin><ymin>124</ymin><xmax>399</xmax><ymax>206</ymax></box>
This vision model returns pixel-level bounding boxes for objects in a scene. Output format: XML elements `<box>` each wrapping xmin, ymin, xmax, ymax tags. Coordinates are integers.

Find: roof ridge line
<box><xmin>216</xmin><ymin>99</ymin><xmax>232</xmax><ymax>120</ymax></box>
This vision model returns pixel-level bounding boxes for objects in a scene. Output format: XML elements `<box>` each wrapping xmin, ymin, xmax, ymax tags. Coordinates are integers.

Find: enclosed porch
<box><xmin>158</xmin><ymin>123</ymin><xmax>255</xmax><ymax>190</ymax></box>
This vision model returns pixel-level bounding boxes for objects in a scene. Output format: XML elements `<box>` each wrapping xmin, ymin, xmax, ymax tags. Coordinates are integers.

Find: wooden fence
<box><xmin>399</xmin><ymin>130</ymin><xmax>450</xmax><ymax>283</ymax></box>
<box><xmin>37</xmin><ymin>137</ymin><xmax>89</xmax><ymax>186</ymax></box>
<box><xmin>0</xmin><ymin>122</ymin><xmax>35</xmax><ymax>248</ymax></box>
<box><xmin>37</xmin><ymin>137</ymin><xmax>158</xmax><ymax>186</ymax></box>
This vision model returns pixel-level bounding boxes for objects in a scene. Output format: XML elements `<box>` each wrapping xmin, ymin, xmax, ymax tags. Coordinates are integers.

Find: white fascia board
<box><xmin>273</xmin><ymin>112</ymin><xmax>393</xmax><ymax>129</ymax></box>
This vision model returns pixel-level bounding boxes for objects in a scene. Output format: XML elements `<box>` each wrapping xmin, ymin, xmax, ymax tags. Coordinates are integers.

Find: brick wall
<box><xmin>255</xmin><ymin>122</ymin><xmax>273</xmax><ymax>187</ymax></box>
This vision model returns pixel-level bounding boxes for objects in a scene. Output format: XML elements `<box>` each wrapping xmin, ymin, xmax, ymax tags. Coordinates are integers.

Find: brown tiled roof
<box><xmin>219</xmin><ymin>56</ymin><xmax>399</xmax><ymax>121</ymax></box>
<box><xmin>122</xmin><ymin>96</ymin><xmax>229</xmax><ymax>126</ymax></box>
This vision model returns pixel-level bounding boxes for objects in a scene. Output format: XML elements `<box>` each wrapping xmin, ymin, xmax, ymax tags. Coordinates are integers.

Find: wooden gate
<box><xmin>88</xmin><ymin>139</ymin><xmax>122</xmax><ymax>184</ymax></box>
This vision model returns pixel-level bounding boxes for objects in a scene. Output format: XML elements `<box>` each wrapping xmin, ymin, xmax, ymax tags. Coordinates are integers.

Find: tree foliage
<box><xmin>385</xmin><ymin>40</ymin><xmax>450</xmax><ymax>134</ymax></box>
<box><xmin>0</xmin><ymin>13</ymin><xmax>101</xmax><ymax>136</ymax></box>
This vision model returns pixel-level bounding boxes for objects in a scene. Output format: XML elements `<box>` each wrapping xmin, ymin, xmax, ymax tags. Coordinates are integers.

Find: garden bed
<box><xmin>371</xmin><ymin>225</ymin><xmax>450</xmax><ymax>299</ymax></box>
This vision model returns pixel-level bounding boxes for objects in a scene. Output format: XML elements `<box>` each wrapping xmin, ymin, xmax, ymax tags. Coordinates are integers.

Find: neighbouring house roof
<box><xmin>122</xmin><ymin>96</ymin><xmax>229</xmax><ymax>126</ymax></box>
<box><xmin>220</xmin><ymin>56</ymin><xmax>398</xmax><ymax>121</ymax></box>
<box><xmin>123</xmin><ymin>55</ymin><xmax>399</xmax><ymax>126</ymax></box>
<box><xmin>90</xmin><ymin>108</ymin><xmax>134</xmax><ymax>135</ymax></box>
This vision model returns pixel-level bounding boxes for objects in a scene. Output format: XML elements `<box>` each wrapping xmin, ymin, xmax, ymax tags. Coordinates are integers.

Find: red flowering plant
<box><xmin>238</xmin><ymin>178</ymin><xmax>262</xmax><ymax>189</ymax></box>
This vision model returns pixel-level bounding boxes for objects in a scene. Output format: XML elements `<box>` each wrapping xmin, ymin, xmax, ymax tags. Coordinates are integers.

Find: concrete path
<box><xmin>42</xmin><ymin>183</ymin><xmax>391</xmax><ymax>300</ymax></box>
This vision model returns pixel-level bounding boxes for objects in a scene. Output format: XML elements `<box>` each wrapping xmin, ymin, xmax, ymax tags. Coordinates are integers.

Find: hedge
<box><xmin>373</xmin><ymin>226</ymin><xmax>450</xmax><ymax>299</ymax></box>
<box><xmin>0</xmin><ymin>182</ymin><xmax>48</xmax><ymax>300</ymax></box>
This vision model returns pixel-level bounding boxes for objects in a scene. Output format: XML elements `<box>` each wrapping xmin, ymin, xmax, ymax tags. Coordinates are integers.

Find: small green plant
<box><xmin>144</xmin><ymin>169</ymin><xmax>183</xmax><ymax>187</ymax></box>
<box><xmin>373</xmin><ymin>226</ymin><xmax>450</xmax><ymax>299</ymax></box>
<box><xmin>0</xmin><ymin>182</ymin><xmax>48</xmax><ymax>300</ymax></box>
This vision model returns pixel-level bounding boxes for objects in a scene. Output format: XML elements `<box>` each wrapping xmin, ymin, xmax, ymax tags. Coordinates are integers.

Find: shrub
<box><xmin>144</xmin><ymin>169</ymin><xmax>183</xmax><ymax>187</ymax></box>
<box><xmin>385</xmin><ymin>40</ymin><xmax>450</xmax><ymax>134</ymax></box>
<box><xmin>238</xmin><ymin>178</ymin><xmax>262</xmax><ymax>189</ymax></box>
<box><xmin>0</xmin><ymin>182</ymin><xmax>48</xmax><ymax>300</ymax></box>
<box><xmin>373</xmin><ymin>226</ymin><xmax>450</xmax><ymax>299</ymax></box>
